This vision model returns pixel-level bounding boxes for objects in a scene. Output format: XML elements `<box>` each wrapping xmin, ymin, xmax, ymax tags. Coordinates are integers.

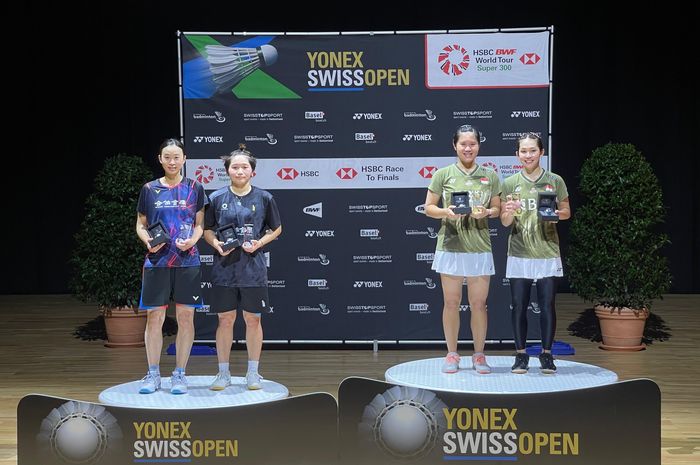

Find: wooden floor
<box><xmin>0</xmin><ymin>294</ymin><xmax>698</xmax><ymax>464</ymax></box>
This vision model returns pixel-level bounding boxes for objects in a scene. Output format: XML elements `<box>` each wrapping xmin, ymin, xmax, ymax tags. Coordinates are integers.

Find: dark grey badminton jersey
<box><xmin>205</xmin><ymin>186</ymin><xmax>281</xmax><ymax>287</ymax></box>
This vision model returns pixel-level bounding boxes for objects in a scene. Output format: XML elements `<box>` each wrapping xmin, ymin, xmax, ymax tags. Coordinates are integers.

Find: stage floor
<box><xmin>98</xmin><ymin>375</ymin><xmax>288</xmax><ymax>409</ymax></box>
<box><xmin>385</xmin><ymin>356</ymin><xmax>617</xmax><ymax>393</ymax></box>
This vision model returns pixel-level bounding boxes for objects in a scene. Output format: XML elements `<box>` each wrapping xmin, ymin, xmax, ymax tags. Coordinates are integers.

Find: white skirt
<box><xmin>506</xmin><ymin>256</ymin><xmax>563</xmax><ymax>279</ymax></box>
<box><xmin>431</xmin><ymin>251</ymin><xmax>495</xmax><ymax>277</ymax></box>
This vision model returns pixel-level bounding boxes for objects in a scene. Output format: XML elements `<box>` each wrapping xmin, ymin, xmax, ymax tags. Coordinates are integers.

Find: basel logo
<box><xmin>194</xmin><ymin>165</ymin><xmax>215</xmax><ymax>184</ymax></box>
<box><xmin>520</xmin><ymin>53</ymin><xmax>541</xmax><ymax>65</ymax></box>
<box><xmin>336</xmin><ymin>168</ymin><xmax>358</xmax><ymax>179</ymax></box>
<box><xmin>277</xmin><ymin>168</ymin><xmax>299</xmax><ymax>180</ymax></box>
<box><xmin>419</xmin><ymin>166</ymin><xmax>437</xmax><ymax>178</ymax></box>
<box><xmin>438</xmin><ymin>44</ymin><xmax>470</xmax><ymax>76</ymax></box>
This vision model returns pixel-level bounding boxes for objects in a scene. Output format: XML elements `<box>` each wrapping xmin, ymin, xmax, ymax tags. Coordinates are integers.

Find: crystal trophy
<box><xmin>177</xmin><ymin>222</ymin><xmax>193</xmax><ymax>244</ymax></box>
<box><xmin>537</xmin><ymin>192</ymin><xmax>559</xmax><ymax>222</ymax></box>
<box><xmin>147</xmin><ymin>220</ymin><xmax>170</xmax><ymax>248</ymax></box>
<box><xmin>511</xmin><ymin>192</ymin><xmax>523</xmax><ymax>216</ymax></box>
<box><xmin>216</xmin><ymin>223</ymin><xmax>240</xmax><ymax>252</ymax></box>
<box><xmin>451</xmin><ymin>192</ymin><xmax>470</xmax><ymax>215</ymax></box>
<box><xmin>242</xmin><ymin>223</ymin><xmax>254</xmax><ymax>248</ymax></box>
<box><xmin>471</xmin><ymin>190</ymin><xmax>485</xmax><ymax>215</ymax></box>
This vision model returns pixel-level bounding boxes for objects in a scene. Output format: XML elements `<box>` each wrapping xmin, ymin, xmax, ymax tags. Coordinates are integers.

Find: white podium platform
<box><xmin>385</xmin><ymin>356</ymin><xmax>617</xmax><ymax>394</ymax></box>
<box><xmin>98</xmin><ymin>375</ymin><xmax>288</xmax><ymax>409</ymax></box>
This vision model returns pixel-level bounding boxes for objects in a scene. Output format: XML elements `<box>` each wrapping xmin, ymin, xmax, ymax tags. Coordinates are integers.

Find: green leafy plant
<box><xmin>70</xmin><ymin>155</ymin><xmax>154</xmax><ymax>309</ymax></box>
<box><xmin>566</xmin><ymin>143</ymin><xmax>672</xmax><ymax>342</ymax></box>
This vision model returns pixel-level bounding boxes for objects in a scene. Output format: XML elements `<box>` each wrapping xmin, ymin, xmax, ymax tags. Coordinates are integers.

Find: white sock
<box><xmin>148</xmin><ymin>365</ymin><xmax>160</xmax><ymax>375</ymax></box>
<box><xmin>218</xmin><ymin>362</ymin><xmax>229</xmax><ymax>373</ymax></box>
<box><xmin>248</xmin><ymin>360</ymin><xmax>259</xmax><ymax>374</ymax></box>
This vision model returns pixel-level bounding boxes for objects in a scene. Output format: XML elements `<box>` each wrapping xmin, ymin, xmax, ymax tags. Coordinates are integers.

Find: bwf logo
<box><xmin>354</xmin><ymin>281</ymin><xmax>384</xmax><ymax>288</ymax></box>
<box><xmin>303</xmin><ymin>202</ymin><xmax>323</xmax><ymax>218</ymax></box>
<box><xmin>403</xmin><ymin>134</ymin><xmax>432</xmax><ymax>142</ymax></box>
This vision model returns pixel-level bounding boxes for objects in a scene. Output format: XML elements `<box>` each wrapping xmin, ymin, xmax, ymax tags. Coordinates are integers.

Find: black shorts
<box><xmin>140</xmin><ymin>266</ymin><xmax>204</xmax><ymax>308</ymax></box>
<box><xmin>209</xmin><ymin>285</ymin><xmax>270</xmax><ymax>314</ymax></box>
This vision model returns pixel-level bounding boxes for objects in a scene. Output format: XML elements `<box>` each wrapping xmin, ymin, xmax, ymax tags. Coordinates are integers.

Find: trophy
<box><xmin>451</xmin><ymin>192</ymin><xmax>470</xmax><ymax>215</ymax></box>
<box><xmin>177</xmin><ymin>222</ymin><xmax>193</xmax><ymax>244</ymax></box>
<box><xmin>537</xmin><ymin>192</ymin><xmax>559</xmax><ymax>222</ymax></box>
<box><xmin>216</xmin><ymin>223</ymin><xmax>240</xmax><ymax>252</ymax></box>
<box><xmin>147</xmin><ymin>220</ymin><xmax>170</xmax><ymax>248</ymax></box>
<box><xmin>242</xmin><ymin>223</ymin><xmax>255</xmax><ymax>248</ymax></box>
<box><xmin>510</xmin><ymin>192</ymin><xmax>523</xmax><ymax>216</ymax></box>
<box><xmin>471</xmin><ymin>190</ymin><xmax>485</xmax><ymax>215</ymax></box>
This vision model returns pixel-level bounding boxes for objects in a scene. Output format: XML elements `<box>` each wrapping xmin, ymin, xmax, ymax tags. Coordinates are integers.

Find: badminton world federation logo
<box><xmin>438</xmin><ymin>44</ymin><xmax>470</xmax><ymax>76</ymax></box>
<box><xmin>194</xmin><ymin>165</ymin><xmax>215</xmax><ymax>184</ymax></box>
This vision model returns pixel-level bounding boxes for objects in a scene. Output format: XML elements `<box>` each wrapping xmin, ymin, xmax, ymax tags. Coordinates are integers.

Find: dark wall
<box><xmin>11</xmin><ymin>2</ymin><xmax>697</xmax><ymax>294</ymax></box>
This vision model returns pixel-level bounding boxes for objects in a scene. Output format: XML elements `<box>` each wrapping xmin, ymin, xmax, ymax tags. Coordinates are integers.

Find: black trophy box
<box><xmin>147</xmin><ymin>220</ymin><xmax>170</xmax><ymax>247</ymax></box>
<box><xmin>217</xmin><ymin>223</ymin><xmax>241</xmax><ymax>252</ymax></box>
<box><xmin>537</xmin><ymin>192</ymin><xmax>559</xmax><ymax>221</ymax></box>
<box><xmin>451</xmin><ymin>191</ymin><xmax>471</xmax><ymax>215</ymax></box>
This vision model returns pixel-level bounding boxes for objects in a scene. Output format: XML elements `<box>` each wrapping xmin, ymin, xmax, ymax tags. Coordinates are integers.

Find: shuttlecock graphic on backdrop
<box><xmin>205</xmin><ymin>44</ymin><xmax>278</xmax><ymax>94</ymax></box>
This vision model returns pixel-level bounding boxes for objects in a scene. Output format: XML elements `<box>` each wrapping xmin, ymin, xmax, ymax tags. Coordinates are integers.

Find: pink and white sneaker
<box><xmin>472</xmin><ymin>353</ymin><xmax>491</xmax><ymax>374</ymax></box>
<box><xmin>441</xmin><ymin>352</ymin><xmax>461</xmax><ymax>373</ymax></box>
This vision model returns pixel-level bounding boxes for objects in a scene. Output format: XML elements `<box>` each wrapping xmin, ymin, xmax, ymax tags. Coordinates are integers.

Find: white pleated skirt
<box><xmin>506</xmin><ymin>256</ymin><xmax>563</xmax><ymax>279</ymax></box>
<box><xmin>431</xmin><ymin>251</ymin><xmax>495</xmax><ymax>277</ymax></box>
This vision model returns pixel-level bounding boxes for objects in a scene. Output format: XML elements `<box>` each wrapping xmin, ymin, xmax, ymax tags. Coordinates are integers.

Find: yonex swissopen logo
<box><xmin>438</xmin><ymin>44</ymin><xmax>470</xmax><ymax>75</ymax></box>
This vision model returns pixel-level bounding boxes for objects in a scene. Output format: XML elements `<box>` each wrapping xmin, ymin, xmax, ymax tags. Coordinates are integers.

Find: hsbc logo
<box><xmin>303</xmin><ymin>202</ymin><xmax>323</xmax><ymax>218</ymax></box>
<box><xmin>336</xmin><ymin>168</ymin><xmax>358</xmax><ymax>179</ymax></box>
<box><xmin>353</xmin><ymin>113</ymin><xmax>383</xmax><ymax>120</ymax></box>
<box><xmin>353</xmin><ymin>281</ymin><xmax>384</xmax><ymax>288</ymax></box>
<box><xmin>510</xmin><ymin>110</ymin><xmax>541</xmax><ymax>118</ymax></box>
<box><xmin>402</xmin><ymin>134</ymin><xmax>433</xmax><ymax>142</ymax></box>
<box><xmin>277</xmin><ymin>168</ymin><xmax>299</xmax><ymax>180</ymax></box>
<box><xmin>419</xmin><ymin>166</ymin><xmax>437</xmax><ymax>178</ymax></box>
<box><xmin>305</xmin><ymin>230</ymin><xmax>335</xmax><ymax>237</ymax></box>
<box><xmin>520</xmin><ymin>53</ymin><xmax>541</xmax><ymax>65</ymax></box>
<box><xmin>193</xmin><ymin>136</ymin><xmax>224</xmax><ymax>143</ymax></box>
<box><xmin>194</xmin><ymin>165</ymin><xmax>216</xmax><ymax>184</ymax></box>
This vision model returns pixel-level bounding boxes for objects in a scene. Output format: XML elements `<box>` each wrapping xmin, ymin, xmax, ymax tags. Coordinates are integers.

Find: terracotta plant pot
<box><xmin>102</xmin><ymin>307</ymin><xmax>147</xmax><ymax>348</ymax></box>
<box><xmin>594</xmin><ymin>305</ymin><xmax>648</xmax><ymax>351</ymax></box>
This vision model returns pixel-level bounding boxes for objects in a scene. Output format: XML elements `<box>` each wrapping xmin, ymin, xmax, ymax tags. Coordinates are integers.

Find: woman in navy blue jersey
<box><xmin>204</xmin><ymin>144</ymin><xmax>282</xmax><ymax>391</ymax></box>
<box><xmin>135</xmin><ymin>138</ymin><xmax>207</xmax><ymax>395</ymax></box>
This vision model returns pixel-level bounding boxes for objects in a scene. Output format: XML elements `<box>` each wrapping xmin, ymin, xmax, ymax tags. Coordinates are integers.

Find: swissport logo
<box><xmin>438</xmin><ymin>44</ymin><xmax>470</xmax><ymax>75</ymax></box>
<box><xmin>277</xmin><ymin>168</ymin><xmax>299</xmax><ymax>180</ymax></box>
<box><xmin>194</xmin><ymin>165</ymin><xmax>215</xmax><ymax>184</ymax></box>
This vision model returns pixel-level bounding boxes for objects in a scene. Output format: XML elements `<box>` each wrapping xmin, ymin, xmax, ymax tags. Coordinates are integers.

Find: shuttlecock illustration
<box><xmin>205</xmin><ymin>44</ymin><xmax>278</xmax><ymax>93</ymax></box>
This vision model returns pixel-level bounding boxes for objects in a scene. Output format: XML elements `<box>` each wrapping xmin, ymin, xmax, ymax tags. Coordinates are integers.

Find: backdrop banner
<box><xmin>179</xmin><ymin>30</ymin><xmax>552</xmax><ymax>342</ymax></box>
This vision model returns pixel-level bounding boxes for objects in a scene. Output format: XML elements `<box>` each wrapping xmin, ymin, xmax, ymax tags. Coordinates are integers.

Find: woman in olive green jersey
<box><xmin>425</xmin><ymin>125</ymin><xmax>501</xmax><ymax>375</ymax></box>
<box><xmin>501</xmin><ymin>133</ymin><xmax>571</xmax><ymax>374</ymax></box>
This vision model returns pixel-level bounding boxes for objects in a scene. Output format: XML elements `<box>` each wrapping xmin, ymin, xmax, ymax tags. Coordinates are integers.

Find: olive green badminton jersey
<box><xmin>428</xmin><ymin>164</ymin><xmax>500</xmax><ymax>253</ymax></box>
<box><xmin>501</xmin><ymin>170</ymin><xmax>569</xmax><ymax>259</ymax></box>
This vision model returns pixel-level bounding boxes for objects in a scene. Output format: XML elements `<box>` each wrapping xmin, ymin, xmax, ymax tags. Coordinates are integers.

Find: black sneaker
<box><xmin>511</xmin><ymin>353</ymin><xmax>529</xmax><ymax>374</ymax></box>
<box><xmin>539</xmin><ymin>352</ymin><xmax>557</xmax><ymax>374</ymax></box>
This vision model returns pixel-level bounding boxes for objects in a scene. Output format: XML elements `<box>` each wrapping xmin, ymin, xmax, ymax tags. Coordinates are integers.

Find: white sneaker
<box><xmin>246</xmin><ymin>371</ymin><xmax>263</xmax><ymax>390</ymax></box>
<box><xmin>441</xmin><ymin>352</ymin><xmax>461</xmax><ymax>374</ymax></box>
<box><xmin>210</xmin><ymin>371</ymin><xmax>231</xmax><ymax>391</ymax></box>
<box><xmin>139</xmin><ymin>372</ymin><xmax>161</xmax><ymax>394</ymax></box>
<box><xmin>170</xmin><ymin>371</ymin><xmax>188</xmax><ymax>395</ymax></box>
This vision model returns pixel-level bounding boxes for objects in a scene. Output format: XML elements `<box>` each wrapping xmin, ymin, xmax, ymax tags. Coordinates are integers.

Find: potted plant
<box><xmin>70</xmin><ymin>154</ymin><xmax>154</xmax><ymax>347</ymax></box>
<box><xmin>567</xmin><ymin>143</ymin><xmax>672</xmax><ymax>350</ymax></box>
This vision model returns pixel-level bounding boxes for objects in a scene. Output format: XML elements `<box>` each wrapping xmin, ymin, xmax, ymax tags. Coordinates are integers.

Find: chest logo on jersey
<box><xmin>221</xmin><ymin>203</ymin><xmax>228</xmax><ymax>210</ymax></box>
<box><xmin>514</xmin><ymin>185</ymin><xmax>522</xmax><ymax>193</ymax></box>
<box><xmin>544</xmin><ymin>184</ymin><xmax>554</xmax><ymax>192</ymax></box>
<box><xmin>448</xmin><ymin>178</ymin><xmax>457</xmax><ymax>184</ymax></box>
<box><xmin>480</xmin><ymin>177</ymin><xmax>490</xmax><ymax>185</ymax></box>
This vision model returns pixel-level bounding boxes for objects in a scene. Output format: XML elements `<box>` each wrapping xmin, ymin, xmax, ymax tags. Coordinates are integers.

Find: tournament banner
<box><xmin>179</xmin><ymin>30</ymin><xmax>552</xmax><ymax>342</ymax></box>
<box><xmin>18</xmin><ymin>393</ymin><xmax>337</xmax><ymax>464</ymax></box>
<box><xmin>338</xmin><ymin>377</ymin><xmax>660</xmax><ymax>464</ymax></box>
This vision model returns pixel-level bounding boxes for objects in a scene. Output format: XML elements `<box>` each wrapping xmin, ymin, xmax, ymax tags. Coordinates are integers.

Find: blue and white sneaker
<box><xmin>139</xmin><ymin>372</ymin><xmax>161</xmax><ymax>394</ymax></box>
<box><xmin>210</xmin><ymin>371</ymin><xmax>231</xmax><ymax>391</ymax></box>
<box><xmin>170</xmin><ymin>371</ymin><xmax>188</xmax><ymax>394</ymax></box>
